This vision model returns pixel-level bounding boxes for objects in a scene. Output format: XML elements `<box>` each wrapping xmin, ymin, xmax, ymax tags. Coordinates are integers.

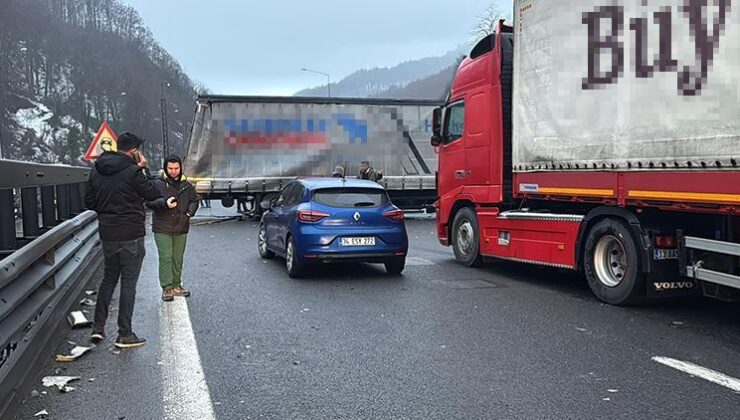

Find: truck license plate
<box><xmin>340</xmin><ymin>237</ymin><xmax>375</xmax><ymax>246</ymax></box>
<box><xmin>653</xmin><ymin>249</ymin><xmax>679</xmax><ymax>260</ymax></box>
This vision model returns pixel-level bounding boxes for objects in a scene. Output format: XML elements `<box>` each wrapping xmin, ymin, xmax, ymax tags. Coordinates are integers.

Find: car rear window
<box><xmin>312</xmin><ymin>188</ymin><xmax>389</xmax><ymax>208</ymax></box>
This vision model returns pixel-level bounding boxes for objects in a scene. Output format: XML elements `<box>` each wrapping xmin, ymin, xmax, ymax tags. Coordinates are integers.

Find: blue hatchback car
<box><xmin>258</xmin><ymin>178</ymin><xmax>409</xmax><ymax>277</ymax></box>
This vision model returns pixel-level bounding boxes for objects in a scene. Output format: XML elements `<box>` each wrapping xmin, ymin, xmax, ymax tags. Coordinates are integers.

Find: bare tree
<box><xmin>470</xmin><ymin>3</ymin><xmax>507</xmax><ymax>45</ymax></box>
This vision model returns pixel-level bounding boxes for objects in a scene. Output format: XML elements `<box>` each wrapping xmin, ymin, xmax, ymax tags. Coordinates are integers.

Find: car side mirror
<box><xmin>260</xmin><ymin>198</ymin><xmax>275</xmax><ymax>211</ymax></box>
<box><xmin>431</xmin><ymin>107</ymin><xmax>443</xmax><ymax>147</ymax></box>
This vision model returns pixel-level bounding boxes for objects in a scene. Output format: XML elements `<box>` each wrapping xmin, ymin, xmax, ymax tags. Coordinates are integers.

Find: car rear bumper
<box><xmin>294</xmin><ymin>225</ymin><xmax>408</xmax><ymax>263</ymax></box>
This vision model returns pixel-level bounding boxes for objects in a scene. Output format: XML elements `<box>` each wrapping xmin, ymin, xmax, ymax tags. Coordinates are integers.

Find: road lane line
<box><xmin>652</xmin><ymin>356</ymin><xmax>740</xmax><ymax>393</ymax></box>
<box><xmin>405</xmin><ymin>257</ymin><xmax>436</xmax><ymax>266</ymax></box>
<box><xmin>159</xmin><ymin>298</ymin><xmax>216</xmax><ymax>419</ymax></box>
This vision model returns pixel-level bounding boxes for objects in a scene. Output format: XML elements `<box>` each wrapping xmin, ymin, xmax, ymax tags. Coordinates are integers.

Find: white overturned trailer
<box><xmin>184</xmin><ymin>96</ymin><xmax>442</xmax><ymax>213</ymax></box>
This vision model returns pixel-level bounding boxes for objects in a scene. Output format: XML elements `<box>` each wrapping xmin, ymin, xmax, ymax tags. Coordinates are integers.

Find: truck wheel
<box><xmin>583</xmin><ymin>219</ymin><xmax>645</xmax><ymax>305</ymax></box>
<box><xmin>258</xmin><ymin>223</ymin><xmax>274</xmax><ymax>259</ymax></box>
<box><xmin>451</xmin><ymin>207</ymin><xmax>483</xmax><ymax>267</ymax></box>
<box><xmin>286</xmin><ymin>236</ymin><xmax>304</xmax><ymax>278</ymax></box>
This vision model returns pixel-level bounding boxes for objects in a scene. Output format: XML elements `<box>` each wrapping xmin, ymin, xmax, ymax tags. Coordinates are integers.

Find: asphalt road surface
<box><xmin>12</xmin><ymin>206</ymin><xmax>740</xmax><ymax>419</ymax></box>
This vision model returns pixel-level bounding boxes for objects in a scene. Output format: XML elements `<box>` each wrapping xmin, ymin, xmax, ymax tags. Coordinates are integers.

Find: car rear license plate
<box><xmin>340</xmin><ymin>237</ymin><xmax>375</xmax><ymax>246</ymax></box>
<box><xmin>653</xmin><ymin>249</ymin><xmax>679</xmax><ymax>260</ymax></box>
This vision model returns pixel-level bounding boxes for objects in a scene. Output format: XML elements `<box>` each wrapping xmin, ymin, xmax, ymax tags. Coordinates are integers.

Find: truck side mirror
<box><xmin>431</xmin><ymin>107</ymin><xmax>443</xmax><ymax>147</ymax></box>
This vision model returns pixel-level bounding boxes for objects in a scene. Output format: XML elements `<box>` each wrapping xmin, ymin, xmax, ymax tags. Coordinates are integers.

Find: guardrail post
<box><xmin>69</xmin><ymin>183</ymin><xmax>83</xmax><ymax>215</ymax></box>
<box><xmin>57</xmin><ymin>184</ymin><xmax>70</xmax><ymax>221</ymax></box>
<box><xmin>21</xmin><ymin>187</ymin><xmax>41</xmax><ymax>238</ymax></box>
<box><xmin>0</xmin><ymin>189</ymin><xmax>16</xmax><ymax>253</ymax></box>
<box><xmin>40</xmin><ymin>186</ymin><xmax>56</xmax><ymax>228</ymax></box>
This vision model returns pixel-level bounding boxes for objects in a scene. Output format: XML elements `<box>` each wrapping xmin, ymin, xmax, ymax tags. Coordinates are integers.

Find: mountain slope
<box><xmin>0</xmin><ymin>0</ymin><xmax>203</xmax><ymax>164</ymax></box>
<box><xmin>294</xmin><ymin>45</ymin><xmax>466</xmax><ymax>98</ymax></box>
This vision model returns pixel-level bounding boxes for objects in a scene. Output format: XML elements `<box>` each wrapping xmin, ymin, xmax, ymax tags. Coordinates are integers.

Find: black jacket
<box><xmin>147</xmin><ymin>174</ymin><xmax>199</xmax><ymax>235</ymax></box>
<box><xmin>85</xmin><ymin>151</ymin><xmax>160</xmax><ymax>242</ymax></box>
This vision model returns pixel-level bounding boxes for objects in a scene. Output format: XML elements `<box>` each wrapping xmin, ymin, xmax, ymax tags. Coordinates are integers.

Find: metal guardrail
<box><xmin>0</xmin><ymin>159</ymin><xmax>90</xmax><ymax>256</ymax></box>
<box><xmin>0</xmin><ymin>211</ymin><xmax>101</xmax><ymax>414</ymax></box>
<box><xmin>0</xmin><ymin>160</ymin><xmax>100</xmax><ymax>416</ymax></box>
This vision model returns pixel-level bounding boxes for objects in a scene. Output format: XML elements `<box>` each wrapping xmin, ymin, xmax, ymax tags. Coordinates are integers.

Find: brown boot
<box><xmin>173</xmin><ymin>285</ymin><xmax>191</xmax><ymax>297</ymax></box>
<box><xmin>161</xmin><ymin>288</ymin><xmax>175</xmax><ymax>302</ymax></box>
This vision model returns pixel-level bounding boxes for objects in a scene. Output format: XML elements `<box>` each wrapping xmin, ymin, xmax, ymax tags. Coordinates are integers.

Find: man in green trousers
<box><xmin>148</xmin><ymin>155</ymin><xmax>199</xmax><ymax>301</ymax></box>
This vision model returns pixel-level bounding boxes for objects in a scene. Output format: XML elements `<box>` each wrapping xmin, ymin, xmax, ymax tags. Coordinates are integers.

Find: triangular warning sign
<box><xmin>84</xmin><ymin>122</ymin><xmax>118</xmax><ymax>161</ymax></box>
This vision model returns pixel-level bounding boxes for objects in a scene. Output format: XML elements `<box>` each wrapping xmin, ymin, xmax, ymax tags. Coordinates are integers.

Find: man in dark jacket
<box><xmin>85</xmin><ymin>132</ymin><xmax>159</xmax><ymax>349</ymax></box>
<box><xmin>147</xmin><ymin>155</ymin><xmax>199</xmax><ymax>301</ymax></box>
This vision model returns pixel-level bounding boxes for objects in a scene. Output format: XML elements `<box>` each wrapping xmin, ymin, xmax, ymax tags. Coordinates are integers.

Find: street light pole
<box><xmin>160</xmin><ymin>81</ymin><xmax>170</xmax><ymax>166</ymax></box>
<box><xmin>300</xmin><ymin>67</ymin><xmax>331</xmax><ymax>97</ymax></box>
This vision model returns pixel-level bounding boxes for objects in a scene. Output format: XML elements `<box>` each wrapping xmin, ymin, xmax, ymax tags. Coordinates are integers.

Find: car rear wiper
<box><xmin>353</xmin><ymin>202</ymin><xmax>376</xmax><ymax>207</ymax></box>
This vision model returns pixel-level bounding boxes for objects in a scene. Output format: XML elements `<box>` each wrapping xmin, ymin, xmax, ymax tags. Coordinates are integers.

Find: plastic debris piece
<box><xmin>576</xmin><ymin>327</ymin><xmax>587</xmax><ymax>332</ymax></box>
<box><xmin>607</xmin><ymin>389</ymin><xmax>618</xmax><ymax>393</ymax></box>
<box><xmin>85</xmin><ymin>290</ymin><xmax>97</xmax><ymax>296</ymax></box>
<box><xmin>603</xmin><ymin>397</ymin><xmax>611</xmax><ymax>401</ymax></box>
<box><xmin>67</xmin><ymin>311</ymin><xmax>92</xmax><ymax>328</ymax></box>
<box><xmin>80</xmin><ymin>298</ymin><xmax>97</xmax><ymax>307</ymax></box>
<box><xmin>34</xmin><ymin>409</ymin><xmax>49</xmax><ymax>417</ymax></box>
<box><xmin>42</xmin><ymin>376</ymin><xmax>81</xmax><ymax>392</ymax></box>
<box><xmin>88</xmin><ymin>378</ymin><xmax>95</xmax><ymax>382</ymax></box>
<box><xmin>56</xmin><ymin>346</ymin><xmax>92</xmax><ymax>362</ymax></box>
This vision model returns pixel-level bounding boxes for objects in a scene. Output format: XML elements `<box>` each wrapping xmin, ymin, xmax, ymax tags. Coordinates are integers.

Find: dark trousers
<box><xmin>93</xmin><ymin>238</ymin><xmax>146</xmax><ymax>336</ymax></box>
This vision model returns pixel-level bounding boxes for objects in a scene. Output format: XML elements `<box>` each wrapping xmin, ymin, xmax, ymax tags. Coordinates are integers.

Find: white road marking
<box><xmin>652</xmin><ymin>356</ymin><xmax>740</xmax><ymax>393</ymax></box>
<box><xmin>405</xmin><ymin>257</ymin><xmax>436</xmax><ymax>266</ymax></box>
<box><xmin>159</xmin><ymin>298</ymin><xmax>216</xmax><ymax>419</ymax></box>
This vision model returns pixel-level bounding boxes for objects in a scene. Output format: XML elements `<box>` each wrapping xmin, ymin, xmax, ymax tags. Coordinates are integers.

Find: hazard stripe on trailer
<box><xmin>628</xmin><ymin>190</ymin><xmax>740</xmax><ymax>204</ymax></box>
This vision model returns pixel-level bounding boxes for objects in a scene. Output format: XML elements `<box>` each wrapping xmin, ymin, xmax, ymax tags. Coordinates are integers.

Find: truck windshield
<box><xmin>312</xmin><ymin>188</ymin><xmax>389</xmax><ymax>208</ymax></box>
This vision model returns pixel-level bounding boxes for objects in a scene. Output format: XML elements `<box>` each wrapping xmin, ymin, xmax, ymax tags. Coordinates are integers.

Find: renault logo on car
<box><xmin>354</xmin><ymin>212</ymin><xmax>361</xmax><ymax>222</ymax></box>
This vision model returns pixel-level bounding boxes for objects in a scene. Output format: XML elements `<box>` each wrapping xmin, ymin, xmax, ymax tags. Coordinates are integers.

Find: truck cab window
<box><xmin>444</xmin><ymin>102</ymin><xmax>465</xmax><ymax>144</ymax></box>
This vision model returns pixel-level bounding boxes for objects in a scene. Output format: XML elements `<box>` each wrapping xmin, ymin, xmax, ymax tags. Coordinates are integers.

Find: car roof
<box><xmin>297</xmin><ymin>177</ymin><xmax>384</xmax><ymax>190</ymax></box>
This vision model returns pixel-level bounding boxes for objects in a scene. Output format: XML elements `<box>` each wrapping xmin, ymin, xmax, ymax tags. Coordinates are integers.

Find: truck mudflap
<box><xmin>679</xmin><ymin>234</ymin><xmax>740</xmax><ymax>302</ymax></box>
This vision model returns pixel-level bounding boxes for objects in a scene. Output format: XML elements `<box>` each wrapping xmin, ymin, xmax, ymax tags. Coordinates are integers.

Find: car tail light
<box><xmin>383</xmin><ymin>209</ymin><xmax>404</xmax><ymax>222</ymax></box>
<box><xmin>297</xmin><ymin>210</ymin><xmax>330</xmax><ymax>223</ymax></box>
<box><xmin>655</xmin><ymin>235</ymin><xmax>677</xmax><ymax>248</ymax></box>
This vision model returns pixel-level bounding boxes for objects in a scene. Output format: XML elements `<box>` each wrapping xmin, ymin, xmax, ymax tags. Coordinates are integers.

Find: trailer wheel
<box><xmin>583</xmin><ymin>219</ymin><xmax>645</xmax><ymax>305</ymax></box>
<box><xmin>451</xmin><ymin>207</ymin><xmax>483</xmax><ymax>267</ymax></box>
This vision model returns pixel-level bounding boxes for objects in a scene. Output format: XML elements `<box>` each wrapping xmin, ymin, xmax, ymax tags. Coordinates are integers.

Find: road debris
<box><xmin>672</xmin><ymin>321</ymin><xmax>685</xmax><ymax>326</ymax></box>
<box><xmin>607</xmin><ymin>389</ymin><xmax>619</xmax><ymax>393</ymax></box>
<box><xmin>576</xmin><ymin>327</ymin><xmax>587</xmax><ymax>332</ymax></box>
<box><xmin>85</xmin><ymin>290</ymin><xmax>97</xmax><ymax>296</ymax></box>
<box><xmin>80</xmin><ymin>298</ymin><xmax>97</xmax><ymax>306</ymax></box>
<box><xmin>67</xmin><ymin>311</ymin><xmax>92</xmax><ymax>328</ymax></box>
<box><xmin>56</xmin><ymin>346</ymin><xmax>93</xmax><ymax>362</ymax></box>
<box><xmin>31</xmin><ymin>389</ymin><xmax>40</xmax><ymax>397</ymax></box>
<box><xmin>34</xmin><ymin>409</ymin><xmax>49</xmax><ymax>417</ymax></box>
<box><xmin>42</xmin><ymin>376</ymin><xmax>81</xmax><ymax>392</ymax></box>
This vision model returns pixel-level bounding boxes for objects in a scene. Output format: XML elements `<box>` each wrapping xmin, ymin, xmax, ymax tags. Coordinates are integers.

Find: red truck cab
<box><xmin>432</xmin><ymin>21</ymin><xmax>740</xmax><ymax>305</ymax></box>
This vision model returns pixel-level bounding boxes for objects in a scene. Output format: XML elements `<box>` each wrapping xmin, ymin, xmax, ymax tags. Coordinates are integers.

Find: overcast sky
<box><xmin>121</xmin><ymin>0</ymin><xmax>509</xmax><ymax>96</ymax></box>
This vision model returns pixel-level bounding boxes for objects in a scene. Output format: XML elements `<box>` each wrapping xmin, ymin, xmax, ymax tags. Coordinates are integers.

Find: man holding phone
<box><xmin>147</xmin><ymin>155</ymin><xmax>199</xmax><ymax>301</ymax></box>
<box><xmin>85</xmin><ymin>132</ymin><xmax>159</xmax><ymax>349</ymax></box>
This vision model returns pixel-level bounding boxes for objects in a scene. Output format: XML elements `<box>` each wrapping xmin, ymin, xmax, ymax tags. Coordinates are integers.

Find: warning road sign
<box><xmin>84</xmin><ymin>122</ymin><xmax>117</xmax><ymax>161</ymax></box>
